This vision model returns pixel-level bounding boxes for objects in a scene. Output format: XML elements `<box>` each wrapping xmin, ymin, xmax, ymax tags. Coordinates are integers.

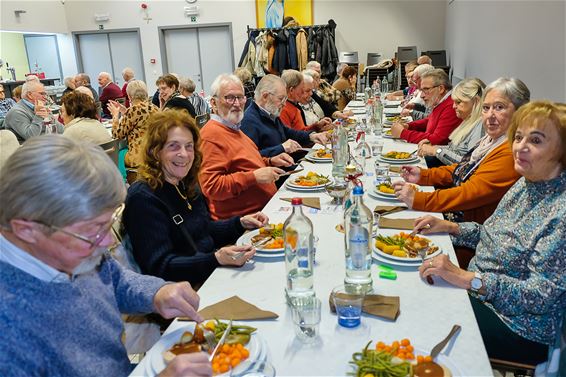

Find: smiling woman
<box><xmin>123</xmin><ymin>110</ymin><xmax>269</xmax><ymax>287</ymax></box>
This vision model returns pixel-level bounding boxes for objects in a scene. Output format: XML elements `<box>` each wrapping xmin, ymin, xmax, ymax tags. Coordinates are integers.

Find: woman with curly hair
<box><xmin>122</xmin><ymin>110</ymin><xmax>268</xmax><ymax>287</ymax></box>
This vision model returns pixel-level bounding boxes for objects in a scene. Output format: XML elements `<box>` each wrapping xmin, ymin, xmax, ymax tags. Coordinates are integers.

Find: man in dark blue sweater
<box><xmin>241</xmin><ymin>74</ymin><xmax>329</xmax><ymax>157</ymax></box>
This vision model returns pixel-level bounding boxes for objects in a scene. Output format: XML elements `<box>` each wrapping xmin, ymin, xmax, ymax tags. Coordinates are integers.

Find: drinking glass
<box><xmin>291</xmin><ymin>297</ymin><xmax>321</xmax><ymax>343</ymax></box>
<box><xmin>332</xmin><ymin>285</ymin><xmax>365</xmax><ymax>328</ymax></box>
<box><xmin>230</xmin><ymin>361</ymin><xmax>276</xmax><ymax>377</ymax></box>
<box><xmin>370</xmin><ymin>141</ymin><xmax>384</xmax><ymax>157</ymax></box>
<box><xmin>374</xmin><ymin>162</ymin><xmax>390</xmax><ymax>184</ymax></box>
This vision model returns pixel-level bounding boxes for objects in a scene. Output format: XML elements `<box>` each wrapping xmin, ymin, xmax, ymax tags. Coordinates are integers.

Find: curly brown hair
<box><xmin>61</xmin><ymin>91</ymin><xmax>98</xmax><ymax>120</ymax></box>
<box><xmin>137</xmin><ymin>110</ymin><xmax>202</xmax><ymax>198</ymax></box>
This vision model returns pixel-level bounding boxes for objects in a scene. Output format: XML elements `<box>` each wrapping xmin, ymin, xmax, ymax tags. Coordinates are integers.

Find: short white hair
<box><xmin>122</xmin><ymin>67</ymin><xmax>134</xmax><ymax>77</ymax></box>
<box><xmin>210</xmin><ymin>74</ymin><xmax>243</xmax><ymax>97</ymax></box>
<box><xmin>305</xmin><ymin>61</ymin><xmax>321</xmax><ymax>70</ymax></box>
<box><xmin>21</xmin><ymin>81</ymin><xmax>43</xmax><ymax>98</ymax></box>
<box><xmin>25</xmin><ymin>75</ymin><xmax>40</xmax><ymax>82</ymax></box>
<box><xmin>302</xmin><ymin>74</ymin><xmax>314</xmax><ymax>85</ymax></box>
<box><xmin>99</xmin><ymin>71</ymin><xmax>111</xmax><ymax>80</ymax></box>
<box><xmin>413</xmin><ymin>64</ymin><xmax>434</xmax><ymax>78</ymax></box>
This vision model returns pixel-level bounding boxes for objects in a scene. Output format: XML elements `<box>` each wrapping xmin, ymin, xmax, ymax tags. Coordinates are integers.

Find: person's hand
<box><xmin>413</xmin><ymin>215</ymin><xmax>460</xmax><ymax>236</ymax></box>
<box><xmin>34</xmin><ymin>100</ymin><xmax>50</xmax><ymax>118</ymax></box>
<box><xmin>109</xmin><ymin>99</ymin><xmax>127</xmax><ymax>114</ymax></box>
<box><xmin>392</xmin><ymin>181</ymin><xmax>416</xmax><ymax>208</ymax></box>
<box><xmin>240</xmin><ymin>212</ymin><xmax>269</xmax><ymax>229</ymax></box>
<box><xmin>403</xmin><ymin>102</ymin><xmax>416</xmax><ymax>110</ymax></box>
<box><xmin>107</xmin><ymin>101</ymin><xmax>121</xmax><ymax>119</ymax></box>
<box><xmin>390</xmin><ymin>122</ymin><xmax>405</xmax><ymax>138</ymax></box>
<box><xmin>400</xmin><ymin>166</ymin><xmax>421</xmax><ymax>183</ymax></box>
<box><xmin>282</xmin><ymin>139</ymin><xmax>301</xmax><ymax>153</ymax></box>
<box><xmin>342</xmin><ymin>109</ymin><xmax>354</xmax><ymax>117</ymax></box>
<box><xmin>400</xmin><ymin>108</ymin><xmax>412</xmax><ymax>117</ymax></box>
<box><xmin>254</xmin><ymin>167</ymin><xmax>284</xmax><ymax>183</ymax></box>
<box><xmin>309</xmin><ymin>132</ymin><xmax>330</xmax><ymax>145</ymax></box>
<box><xmin>419</xmin><ymin>254</ymin><xmax>474</xmax><ymax>289</ymax></box>
<box><xmin>315</xmin><ymin>117</ymin><xmax>333</xmax><ymax>131</ymax></box>
<box><xmin>270</xmin><ymin>153</ymin><xmax>294</xmax><ymax>167</ymax></box>
<box><xmin>215</xmin><ymin>245</ymin><xmax>255</xmax><ymax>266</ymax></box>
<box><xmin>153</xmin><ymin>282</ymin><xmax>202</xmax><ymax>322</ymax></box>
<box><xmin>418</xmin><ymin>143</ymin><xmax>437</xmax><ymax>157</ymax></box>
<box><xmin>159</xmin><ymin>352</ymin><xmax>212</xmax><ymax>377</ymax></box>
<box><xmin>417</xmin><ymin>139</ymin><xmax>430</xmax><ymax>148</ymax></box>
<box><xmin>159</xmin><ymin>92</ymin><xmax>168</xmax><ymax>109</ymax></box>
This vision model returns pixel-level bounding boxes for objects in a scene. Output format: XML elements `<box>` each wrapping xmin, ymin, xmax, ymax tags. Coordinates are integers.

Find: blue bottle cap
<box><xmin>352</xmin><ymin>186</ymin><xmax>364</xmax><ymax>195</ymax></box>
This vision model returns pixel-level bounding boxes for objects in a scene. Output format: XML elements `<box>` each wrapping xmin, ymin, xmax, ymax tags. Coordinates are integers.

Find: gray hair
<box><xmin>25</xmin><ymin>75</ymin><xmax>40</xmax><ymax>82</ymax></box>
<box><xmin>302</xmin><ymin>74</ymin><xmax>314</xmax><ymax>85</ymax></box>
<box><xmin>412</xmin><ymin>64</ymin><xmax>434</xmax><ymax>79</ymax></box>
<box><xmin>336</xmin><ymin>62</ymin><xmax>348</xmax><ymax>75</ymax></box>
<box><xmin>21</xmin><ymin>81</ymin><xmax>43</xmax><ymax>98</ymax></box>
<box><xmin>99</xmin><ymin>71</ymin><xmax>111</xmax><ymax>81</ymax></box>
<box><xmin>305</xmin><ymin>61</ymin><xmax>321</xmax><ymax>71</ymax></box>
<box><xmin>179</xmin><ymin>77</ymin><xmax>196</xmax><ymax>93</ymax></box>
<box><xmin>210</xmin><ymin>74</ymin><xmax>243</xmax><ymax>97</ymax></box>
<box><xmin>233</xmin><ymin>67</ymin><xmax>252</xmax><ymax>84</ymax></box>
<box><xmin>122</xmin><ymin>67</ymin><xmax>134</xmax><ymax>78</ymax></box>
<box><xmin>281</xmin><ymin>69</ymin><xmax>303</xmax><ymax>90</ymax></box>
<box><xmin>76</xmin><ymin>73</ymin><xmax>91</xmax><ymax>85</ymax></box>
<box><xmin>484</xmin><ymin>77</ymin><xmax>530</xmax><ymax>109</ymax></box>
<box><xmin>254</xmin><ymin>74</ymin><xmax>285</xmax><ymax>102</ymax></box>
<box><xmin>0</xmin><ymin>135</ymin><xmax>125</xmax><ymax>228</ymax></box>
<box><xmin>302</xmin><ymin>69</ymin><xmax>320</xmax><ymax>80</ymax></box>
<box><xmin>64</xmin><ymin>76</ymin><xmax>75</xmax><ymax>88</ymax></box>
<box><xmin>421</xmin><ymin>68</ymin><xmax>452</xmax><ymax>90</ymax></box>
<box><xmin>126</xmin><ymin>80</ymin><xmax>149</xmax><ymax>102</ymax></box>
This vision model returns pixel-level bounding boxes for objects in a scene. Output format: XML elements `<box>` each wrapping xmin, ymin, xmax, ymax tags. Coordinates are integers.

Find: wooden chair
<box><xmin>99</xmin><ymin>139</ymin><xmax>121</xmax><ymax>167</ymax></box>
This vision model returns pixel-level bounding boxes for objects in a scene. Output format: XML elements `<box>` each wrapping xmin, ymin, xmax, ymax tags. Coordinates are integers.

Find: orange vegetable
<box><xmin>400</xmin><ymin>338</ymin><xmax>410</xmax><ymax>347</ymax></box>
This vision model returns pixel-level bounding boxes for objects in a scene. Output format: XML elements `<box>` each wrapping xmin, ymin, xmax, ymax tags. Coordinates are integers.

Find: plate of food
<box><xmin>349</xmin><ymin>338</ymin><xmax>462</xmax><ymax>377</ymax></box>
<box><xmin>347</xmin><ymin>100</ymin><xmax>366</xmax><ymax>108</ymax></box>
<box><xmin>384</xmin><ymin>108</ymin><xmax>402</xmax><ymax>116</ymax></box>
<box><xmin>373</xmin><ymin>232</ymin><xmax>441</xmax><ymax>262</ymax></box>
<box><xmin>237</xmin><ymin>224</ymin><xmax>284</xmax><ymax>256</ymax></box>
<box><xmin>285</xmin><ymin>172</ymin><xmax>330</xmax><ymax>191</ymax></box>
<box><xmin>379</xmin><ymin>151</ymin><xmax>419</xmax><ymax>163</ymax></box>
<box><xmin>350</xmin><ymin>108</ymin><xmax>366</xmax><ymax>115</ymax></box>
<box><xmin>382</xmin><ymin>129</ymin><xmax>394</xmax><ymax>138</ymax></box>
<box><xmin>373</xmin><ymin>182</ymin><xmax>396</xmax><ymax>198</ymax></box>
<box><xmin>306</xmin><ymin>148</ymin><xmax>333</xmax><ymax>162</ymax></box>
<box><xmin>149</xmin><ymin>320</ymin><xmax>263</xmax><ymax>376</ymax></box>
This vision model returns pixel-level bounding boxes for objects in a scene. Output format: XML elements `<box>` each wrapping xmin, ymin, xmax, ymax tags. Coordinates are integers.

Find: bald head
<box><xmin>75</xmin><ymin>86</ymin><xmax>94</xmax><ymax>99</ymax></box>
<box><xmin>418</xmin><ymin>55</ymin><xmax>432</xmax><ymax>65</ymax></box>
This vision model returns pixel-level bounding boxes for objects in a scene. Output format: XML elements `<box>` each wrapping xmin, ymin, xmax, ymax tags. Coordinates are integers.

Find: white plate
<box><xmin>379</xmin><ymin>154</ymin><xmax>419</xmax><ymax>163</ymax></box>
<box><xmin>372</xmin><ymin>252</ymin><xmax>421</xmax><ymax>267</ymax></box>
<box><xmin>237</xmin><ymin>229</ymin><xmax>283</xmax><ymax>255</ymax></box>
<box><xmin>371</xmin><ymin>187</ymin><xmax>396</xmax><ymax>199</ymax></box>
<box><xmin>285</xmin><ymin>179</ymin><xmax>329</xmax><ymax>191</ymax></box>
<box><xmin>350</xmin><ymin>108</ymin><xmax>366</xmax><ymax>115</ymax></box>
<box><xmin>384</xmin><ymin>100</ymin><xmax>402</xmax><ymax>106</ymax></box>
<box><xmin>347</xmin><ymin>101</ymin><xmax>365</xmax><ymax>108</ymax></box>
<box><xmin>305</xmin><ymin>150</ymin><xmax>332</xmax><ymax>163</ymax></box>
<box><xmin>149</xmin><ymin>323</ymin><xmax>263</xmax><ymax>376</ymax></box>
<box><xmin>368</xmin><ymin>189</ymin><xmax>403</xmax><ymax>202</ymax></box>
<box><xmin>373</xmin><ymin>235</ymin><xmax>442</xmax><ymax>262</ymax></box>
<box><xmin>413</xmin><ymin>346</ymin><xmax>463</xmax><ymax>376</ymax></box>
<box><xmin>384</xmin><ymin>108</ymin><xmax>402</xmax><ymax>116</ymax></box>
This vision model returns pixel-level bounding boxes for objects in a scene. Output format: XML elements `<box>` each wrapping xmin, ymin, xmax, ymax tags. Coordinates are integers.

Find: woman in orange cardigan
<box><xmin>393</xmin><ymin>78</ymin><xmax>530</xmax><ymax>225</ymax></box>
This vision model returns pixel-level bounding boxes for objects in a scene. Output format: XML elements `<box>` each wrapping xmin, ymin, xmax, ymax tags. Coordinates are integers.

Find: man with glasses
<box><xmin>391</xmin><ymin>69</ymin><xmax>461</xmax><ymax>145</ymax></box>
<box><xmin>241</xmin><ymin>74</ymin><xmax>328</xmax><ymax>158</ymax></box>
<box><xmin>199</xmin><ymin>74</ymin><xmax>294</xmax><ymax>220</ymax></box>
<box><xmin>0</xmin><ymin>135</ymin><xmax>212</xmax><ymax>377</ymax></box>
<box><xmin>4</xmin><ymin>81</ymin><xmax>63</xmax><ymax>143</ymax></box>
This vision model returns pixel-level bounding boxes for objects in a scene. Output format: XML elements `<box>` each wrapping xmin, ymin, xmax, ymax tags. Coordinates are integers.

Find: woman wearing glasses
<box><xmin>0</xmin><ymin>135</ymin><xmax>212</xmax><ymax>377</ymax></box>
<box><xmin>123</xmin><ymin>110</ymin><xmax>269</xmax><ymax>287</ymax></box>
<box><xmin>417</xmin><ymin>78</ymin><xmax>486</xmax><ymax>168</ymax></box>
<box><xmin>394</xmin><ymin>77</ymin><xmax>529</xmax><ymax>227</ymax></box>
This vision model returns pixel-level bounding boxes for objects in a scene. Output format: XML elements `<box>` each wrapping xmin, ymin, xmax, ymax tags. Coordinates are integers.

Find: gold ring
<box><xmin>429</xmin><ymin>260</ymin><xmax>433</xmax><ymax>267</ymax></box>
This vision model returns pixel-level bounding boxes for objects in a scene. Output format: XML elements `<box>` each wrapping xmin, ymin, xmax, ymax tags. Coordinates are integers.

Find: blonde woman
<box><xmin>418</xmin><ymin>78</ymin><xmax>486</xmax><ymax>167</ymax></box>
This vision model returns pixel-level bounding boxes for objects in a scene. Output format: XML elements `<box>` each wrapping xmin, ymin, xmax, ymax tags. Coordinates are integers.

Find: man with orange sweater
<box><xmin>390</xmin><ymin>69</ymin><xmax>461</xmax><ymax>145</ymax></box>
<box><xmin>199</xmin><ymin>74</ymin><xmax>293</xmax><ymax>220</ymax></box>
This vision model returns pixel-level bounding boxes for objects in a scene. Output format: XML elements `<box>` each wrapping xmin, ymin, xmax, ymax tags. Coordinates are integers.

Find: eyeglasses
<box><xmin>420</xmin><ymin>85</ymin><xmax>440</xmax><ymax>93</ymax></box>
<box><xmin>220</xmin><ymin>95</ymin><xmax>247</xmax><ymax>104</ymax></box>
<box><xmin>268</xmin><ymin>92</ymin><xmax>287</xmax><ymax>103</ymax></box>
<box><xmin>36</xmin><ymin>204</ymin><xmax>124</xmax><ymax>249</ymax></box>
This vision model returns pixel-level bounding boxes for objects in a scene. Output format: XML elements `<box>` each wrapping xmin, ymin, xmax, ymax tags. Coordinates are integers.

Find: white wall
<box><xmin>56</xmin><ymin>33</ymin><xmax>78</xmax><ymax>79</ymax></box>
<box><xmin>446</xmin><ymin>0</ymin><xmax>565</xmax><ymax>102</ymax></box>
<box><xmin>315</xmin><ymin>0</ymin><xmax>447</xmax><ymax>65</ymax></box>
<box><xmin>0</xmin><ymin>1</ymin><xmax>68</xmax><ymax>33</ymax></box>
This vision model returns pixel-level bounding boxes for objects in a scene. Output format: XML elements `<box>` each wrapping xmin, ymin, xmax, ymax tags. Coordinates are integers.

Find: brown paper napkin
<box><xmin>389</xmin><ymin>166</ymin><xmax>402</xmax><ymax>173</ymax></box>
<box><xmin>281</xmin><ymin>197</ymin><xmax>321</xmax><ymax>210</ymax></box>
<box><xmin>179</xmin><ymin>296</ymin><xmax>278</xmax><ymax>321</ymax></box>
<box><xmin>329</xmin><ymin>293</ymin><xmax>400</xmax><ymax>321</ymax></box>
<box><xmin>374</xmin><ymin>205</ymin><xmax>407</xmax><ymax>215</ymax></box>
<box><xmin>378</xmin><ymin>217</ymin><xmax>416</xmax><ymax>230</ymax></box>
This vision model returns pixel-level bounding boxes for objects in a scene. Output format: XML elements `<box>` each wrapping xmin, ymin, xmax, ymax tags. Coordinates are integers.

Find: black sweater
<box><xmin>123</xmin><ymin>181</ymin><xmax>244</xmax><ymax>286</ymax></box>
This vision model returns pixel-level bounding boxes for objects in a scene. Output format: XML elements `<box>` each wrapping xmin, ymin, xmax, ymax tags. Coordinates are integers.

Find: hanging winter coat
<box><xmin>296</xmin><ymin>29</ymin><xmax>308</xmax><ymax>71</ymax></box>
<box><xmin>266</xmin><ymin>32</ymin><xmax>277</xmax><ymax>74</ymax></box>
<box><xmin>254</xmin><ymin>32</ymin><xmax>267</xmax><ymax>77</ymax></box>
<box><xmin>239</xmin><ymin>31</ymin><xmax>258</xmax><ymax>75</ymax></box>
<box><xmin>287</xmin><ymin>29</ymin><xmax>298</xmax><ymax>70</ymax></box>
<box><xmin>272</xmin><ymin>30</ymin><xmax>289</xmax><ymax>74</ymax></box>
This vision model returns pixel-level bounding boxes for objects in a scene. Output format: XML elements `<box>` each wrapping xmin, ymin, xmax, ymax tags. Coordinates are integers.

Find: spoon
<box><xmin>413</xmin><ymin>325</ymin><xmax>461</xmax><ymax>377</ymax></box>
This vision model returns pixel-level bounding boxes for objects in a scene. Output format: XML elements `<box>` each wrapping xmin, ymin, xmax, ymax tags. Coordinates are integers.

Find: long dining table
<box><xmin>131</xmin><ymin>102</ymin><xmax>493</xmax><ymax>377</ymax></box>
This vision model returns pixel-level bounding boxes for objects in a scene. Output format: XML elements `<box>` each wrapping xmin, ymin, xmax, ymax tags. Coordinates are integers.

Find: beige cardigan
<box><xmin>63</xmin><ymin>117</ymin><xmax>112</xmax><ymax>145</ymax></box>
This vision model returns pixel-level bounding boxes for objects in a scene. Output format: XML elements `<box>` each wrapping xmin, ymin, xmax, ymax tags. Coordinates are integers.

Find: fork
<box><xmin>201</xmin><ymin>325</ymin><xmax>216</xmax><ymax>352</ymax></box>
<box><xmin>417</xmin><ymin>245</ymin><xmax>434</xmax><ymax>285</ymax></box>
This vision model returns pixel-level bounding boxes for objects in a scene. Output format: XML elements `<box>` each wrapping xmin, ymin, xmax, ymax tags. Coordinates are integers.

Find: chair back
<box><xmin>99</xmin><ymin>139</ymin><xmax>121</xmax><ymax>167</ymax></box>
<box><xmin>397</xmin><ymin>46</ymin><xmax>417</xmax><ymax>62</ymax></box>
<box><xmin>425</xmin><ymin>50</ymin><xmax>447</xmax><ymax>67</ymax></box>
<box><xmin>366</xmin><ymin>53</ymin><xmax>381</xmax><ymax>67</ymax></box>
<box><xmin>195</xmin><ymin>113</ymin><xmax>211</xmax><ymax>128</ymax></box>
<box><xmin>339</xmin><ymin>51</ymin><xmax>359</xmax><ymax>64</ymax></box>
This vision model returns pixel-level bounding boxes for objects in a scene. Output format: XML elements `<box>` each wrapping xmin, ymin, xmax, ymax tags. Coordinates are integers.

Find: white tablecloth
<box><xmin>130</xmin><ymin>111</ymin><xmax>492</xmax><ymax>376</ymax></box>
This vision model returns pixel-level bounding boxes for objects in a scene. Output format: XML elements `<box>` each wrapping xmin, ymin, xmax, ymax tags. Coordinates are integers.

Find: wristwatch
<box><xmin>470</xmin><ymin>272</ymin><xmax>483</xmax><ymax>293</ymax></box>
<box><xmin>435</xmin><ymin>147</ymin><xmax>443</xmax><ymax>157</ymax></box>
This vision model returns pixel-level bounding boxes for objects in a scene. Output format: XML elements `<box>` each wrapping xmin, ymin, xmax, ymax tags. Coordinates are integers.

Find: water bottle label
<box><xmin>297</xmin><ymin>247</ymin><xmax>309</xmax><ymax>268</ymax></box>
<box><xmin>349</xmin><ymin>226</ymin><xmax>369</xmax><ymax>269</ymax></box>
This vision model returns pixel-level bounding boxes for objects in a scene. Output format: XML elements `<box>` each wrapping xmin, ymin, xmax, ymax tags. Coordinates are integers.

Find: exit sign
<box><xmin>190</xmin><ymin>16</ymin><xmax>197</xmax><ymax>22</ymax></box>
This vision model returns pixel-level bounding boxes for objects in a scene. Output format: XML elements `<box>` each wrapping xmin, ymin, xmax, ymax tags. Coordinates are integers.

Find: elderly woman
<box><xmin>179</xmin><ymin>76</ymin><xmax>210</xmax><ymax>116</ymax></box>
<box><xmin>299</xmin><ymin>74</ymin><xmax>333</xmax><ymax>131</ymax></box>
<box><xmin>123</xmin><ymin>110</ymin><xmax>268</xmax><ymax>287</ymax></box>
<box><xmin>61</xmin><ymin>91</ymin><xmax>112</xmax><ymax>145</ymax></box>
<box><xmin>394</xmin><ymin>78</ymin><xmax>529</xmax><ymax>226</ymax></box>
<box><xmin>415</xmin><ymin>101</ymin><xmax>566</xmax><ymax>365</ymax></box>
<box><xmin>108</xmin><ymin>80</ymin><xmax>159</xmax><ymax>172</ymax></box>
<box><xmin>234</xmin><ymin>67</ymin><xmax>255</xmax><ymax>100</ymax></box>
<box><xmin>0</xmin><ymin>135</ymin><xmax>211</xmax><ymax>377</ymax></box>
<box><xmin>302</xmin><ymin>69</ymin><xmax>351</xmax><ymax>120</ymax></box>
<box><xmin>156</xmin><ymin>74</ymin><xmax>196</xmax><ymax>117</ymax></box>
<box><xmin>332</xmin><ymin>65</ymin><xmax>357</xmax><ymax>111</ymax></box>
<box><xmin>417</xmin><ymin>78</ymin><xmax>486</xmax><ymax>167</ymax></box>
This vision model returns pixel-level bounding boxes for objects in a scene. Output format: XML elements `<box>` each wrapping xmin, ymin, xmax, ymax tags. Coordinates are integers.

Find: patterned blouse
<box><xmin>112</xmin><ymin>101</ymin><xmax>158</xmax><ymax>168</ymax></box>
<box><xmin>454</xmin><ymin>170</ymin><xmax>566</xmax><ymax>345</ymax></box>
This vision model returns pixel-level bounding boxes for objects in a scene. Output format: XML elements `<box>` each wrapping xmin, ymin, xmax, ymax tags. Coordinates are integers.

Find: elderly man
<box><xmin>0</xmin><ymin>135</ymin><xmax>212</xmax><ymax>377</ymax></box>
<box><xmin>418</xmin><ymin>54</ymin><xmax>433</xmax><ymax>65</ymax></box>
<box><xmin>0</xmin><ymin>84</ymin><xmax>16</xmax><ymax>118</ymax></box>
<box><xmin>391</xmin><ymin>69</ymin><xmax>461</xmax><ymax>145</ymax></box>
<box><xmin>98</xmin><ymin>72</ymin><xmax>123</xmax><ymax>118</ymax></box>
<box><xmin>75</xmin><ymin>73</ymin><xmax>102</xmax><ymax>115</ymax></box>
<box><xmin>400</xmin><ymin>63</ymin><xmax>435</xmax><ymax>120</ymax></box>
<box><xmin>121</xmin><ymin>67</ymin><xmax>135</xmax><ymax>107</ymax></box>
<box><xmin>199</xmin><ymin>74</ymin><xmax>293</xmax><ymax>220</ymax></box>
<box><xmin>241</xmin><ymin>74</ymin><xmax>328</xmax><ymax>158</ymax></box>
<box><xmin>300</xmin><ymin>74</ymin><xmax>333</xmax><ymax>130</ymax></box>
<box><xmin>4</xmin><ymin>81</ymin><xmax>64</xmax><ymax>143</ymax></box>
<box><xmin>62</xmin><ymin>76</ymin><xmax>76</xmax><ymax>96</ymax></box>
<box><xmin>306</xmin><ymin>60</ymin><xmax>342</xmax><ymax>108</ymax></box>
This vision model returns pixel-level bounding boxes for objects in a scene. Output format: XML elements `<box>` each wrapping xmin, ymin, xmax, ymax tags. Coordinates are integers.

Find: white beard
<box><xmin>72</xmin><ymin>247</ymin><xmax>105</xmax><ymax>276</ymax></box>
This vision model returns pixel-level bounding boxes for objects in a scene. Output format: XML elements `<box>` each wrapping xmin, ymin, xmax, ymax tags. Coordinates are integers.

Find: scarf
<box><xmin>470</xmin><ymin>134</ymin><xmax>507</xmax><ymax>164</ymax></box>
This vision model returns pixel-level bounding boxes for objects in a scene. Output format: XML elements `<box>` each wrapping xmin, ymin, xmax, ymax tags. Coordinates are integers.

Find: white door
<box><xmin>198</xmin><ymin>26</ymin><xmax>234</xmax><ymax>94</ymax></box>
<box><xmin>77</xmin><ymin>33</ymin><xmax>113</xmax><ymax>93</ymax></box>
<box><xmin>108</xmin><ymin>32</ymin><xmax>145</xmax><ymax>86</ymax></box>
<box><xmin>163</xmin><ymin>29</ymin><xmax>202</xmax><ymax>90</ymax></box>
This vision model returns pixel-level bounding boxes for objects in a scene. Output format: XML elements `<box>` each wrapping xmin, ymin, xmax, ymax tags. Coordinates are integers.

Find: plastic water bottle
<box><xmin>331</xmin><ymin>121</ymin><xmax>349</xmax><ymax>179</ymax></box>
<box><xmin>372</xmin><ymin>97</ymin><xmax>384</xmax><ymax>136</ymax></box>
<box><xmin>284</xmin><ymin>198</ymin><xmax>315</xmax><ymax>305</ymax></box>
<box><xmin>354</xmin><ymin>131</ymin><xmax>371</xmax><ymax>173</ymax></box>
<box><xmin>381</xmin><ymin>76</ymin><xmax>389</xmax><ymax>95</ymax></box>
<box><xmin>373</xmin><ymin>77</ymin><xmax>381</xmax><ymax>99</ymax></box>
<box><xmin>364</xmin><ymin>87</ymin><xmax>373</xmax><ymax>104</ymax></box>
<box><xmin>344</xmin><ymin>186</ymin><xmax>373</xmax><ymax>293</ymax></box>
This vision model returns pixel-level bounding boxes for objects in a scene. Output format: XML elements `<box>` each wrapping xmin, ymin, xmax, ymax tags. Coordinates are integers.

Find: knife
<box><xmin>208</xmin><ymin>321</ymin><xmax>232</xmax><ymax>361</ymax></box>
